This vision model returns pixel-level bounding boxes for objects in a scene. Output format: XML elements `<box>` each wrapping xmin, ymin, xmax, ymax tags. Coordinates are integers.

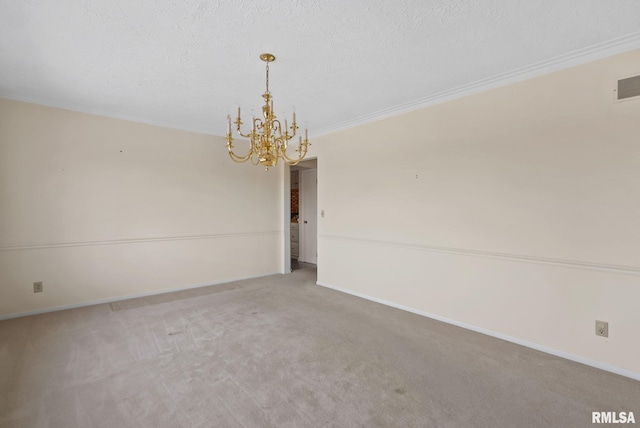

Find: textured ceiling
<box><xmin>2</xmin><ymin>0</ymin><xmax>640</xmax><ymax>136</ymax></box>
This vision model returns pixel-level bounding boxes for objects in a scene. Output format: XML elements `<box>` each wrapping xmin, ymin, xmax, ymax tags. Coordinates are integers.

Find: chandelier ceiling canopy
<box><xmin>226</xmin><ymin>53</ymin><xmax>309</xmax><ymax>171</ymax></box>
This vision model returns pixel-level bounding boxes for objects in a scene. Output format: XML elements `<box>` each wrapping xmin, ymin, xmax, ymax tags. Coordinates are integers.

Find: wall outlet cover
<box><xmin>595</xmin><ymin>320</ymin><xmax>608</xmax><ymax>338</ymax></box>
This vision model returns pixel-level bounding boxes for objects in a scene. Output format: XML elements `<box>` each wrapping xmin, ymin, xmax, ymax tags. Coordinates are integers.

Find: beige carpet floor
<box><xmin>1</xmin><ymin>268</ymin><xmax>638</xmax><ymax>427</ymax></box>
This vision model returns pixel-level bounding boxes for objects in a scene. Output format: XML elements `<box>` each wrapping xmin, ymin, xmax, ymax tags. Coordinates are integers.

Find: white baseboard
<box><xmin>0</xmin><ymin>272</ymin><xmax>281</xmax><ymax>321</ymax></box>
<box><xmin>316</xmin><ymin>280</ymin><xmax>640</xmax><ymax>382</ymax></box>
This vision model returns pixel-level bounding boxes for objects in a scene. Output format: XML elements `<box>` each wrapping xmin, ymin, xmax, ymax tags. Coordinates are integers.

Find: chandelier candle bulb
<box><xmin>225</xmin><ymin>53</ymin><xmax>310</xmax><ymax>171</ymax></box>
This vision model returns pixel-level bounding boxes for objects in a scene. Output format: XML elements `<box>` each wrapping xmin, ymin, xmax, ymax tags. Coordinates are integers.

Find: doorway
<box><xmin>289</xmin><ymin>159</ymin><xmax>317</xmax><ymax>271</ymax></box>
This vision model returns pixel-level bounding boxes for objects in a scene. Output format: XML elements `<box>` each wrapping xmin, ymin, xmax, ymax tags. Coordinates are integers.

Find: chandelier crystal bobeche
<box><xmin>226</xmin><ymin>53</ymin><xmax>310</xmax><ymax>171</ymax></box>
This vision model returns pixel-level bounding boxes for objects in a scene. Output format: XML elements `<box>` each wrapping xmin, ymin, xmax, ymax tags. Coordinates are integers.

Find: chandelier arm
<box><xmin>274</xmin><ymin>118</ymin><xmax>297</xmax><ymax>139</ymax></box>
<box><xmin>252</xmin><ymin>117</ymin><xmax>261</xmax><ymax>133</ymax></box>
<box><xmin>287</xmin><ymin>124</ymin><xmax>297</xmax><ymax>139</ymax></box>
<box><xmin>272</xmin><ymin>119</ymin><xmax>284</xmax><ymax>137</ymax></box>
<box><xmin>235</xmin><ymin>117</ymin><xmax>261</xmax><ymax>139</ymax></box>
<box><xmin>234</xmin><ymin>121</ymin><xmax>253</xmax><ymax>139</ymax></box>
<box><xmin>282</xmin><ymin>153</ymin><xmax>305</xmax><ymax>166</ymax></box>
<box><xmin>228</xmin><ymin>149</ymin><xmax>254</xmax><ymax>163</ymax></box>
<box><xmin>228</xmin><ymin>151</ymin><xmax>253</xmax><ymax>163</ymax></box>
<box><xmin>280</xmin><ymin>141</ymin><xmax>310</xmax><ymax>164</ymax></box>
<box><xmin>227</xmin><ymin>139</ymin><xmax>254</xmax><ymax>163</ymax></box>
<box><xmin>274</xmin><ymin>138</ymin><xmax>287</xmax><ymax>160</ymax></box>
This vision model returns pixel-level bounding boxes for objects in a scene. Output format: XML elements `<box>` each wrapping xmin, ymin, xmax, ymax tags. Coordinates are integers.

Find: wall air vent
<box><xmin>615</xmin><ymin>74</ymin><xmax>640</xmax><ymax>102</ymax></box>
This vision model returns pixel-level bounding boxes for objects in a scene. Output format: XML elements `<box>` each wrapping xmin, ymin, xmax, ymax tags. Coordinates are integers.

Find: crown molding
<box><xmin>0</xmin><ymin>91</ymin><xmax>217</xmax><ymax>136</ymax></box>
<box><xmin>2</xmin><ymin>31</ymin><xmax>640</xmax><ymax>138</ymax></box>
<box><xmin>314</xmin><ymin>31</ymin><xmax>640</xmax><ymax>136</ymax></box>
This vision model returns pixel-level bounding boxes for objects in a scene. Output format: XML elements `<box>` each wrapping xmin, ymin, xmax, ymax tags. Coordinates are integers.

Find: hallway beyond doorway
<box><xmin>291</xmin><ymin>259</ymin><xmax>317</xmax><ymax>271</ymax></box>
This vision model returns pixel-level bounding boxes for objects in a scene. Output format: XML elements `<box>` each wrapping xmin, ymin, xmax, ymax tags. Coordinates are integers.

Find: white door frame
<box><xmin>284</xmin><ymin>158</ymin><xmax>317</xmax><ymax>272</ymax></box>
<box><xmin>283</xmin><ymin>164</ymin><xmax>292</xmax><ymax>273</ymax></box>
<box><xmin>299</xmin><ymin>167</ymin><xmax>317</xmax><ymax>264</ymax></box>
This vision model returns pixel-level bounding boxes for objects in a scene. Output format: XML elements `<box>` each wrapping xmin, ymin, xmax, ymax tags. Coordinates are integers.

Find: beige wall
<box><xmin>2</xmin><ymin>49</ymin><xmax>639</xmax><ymax>376</ymax></box>
<box><xmin>315</xmin><ymin>49</ymin><xmax>640</xmax><ymax>375</ymax></box>
<box><xmin>0</xmin><ymin>98</ymin><xmax>284</xmax><ymax>318</ymax></box>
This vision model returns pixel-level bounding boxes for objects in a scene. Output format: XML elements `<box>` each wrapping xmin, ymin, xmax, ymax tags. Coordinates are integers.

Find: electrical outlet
<box><xmin>33</xmin><ymin>281</ymin><xmax>43</xmax><ymax>293</ymax></box>
<box><xmin>595</xmin><ymin>320</ymin><xmax>608</xmax><ymax>337</ymax></box>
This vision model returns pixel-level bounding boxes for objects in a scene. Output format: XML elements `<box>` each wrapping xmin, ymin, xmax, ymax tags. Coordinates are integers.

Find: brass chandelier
<box><xmin>226</xmin><ymin>53</ymin><xmax>310</xmax><ymax>171</ymax></box>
